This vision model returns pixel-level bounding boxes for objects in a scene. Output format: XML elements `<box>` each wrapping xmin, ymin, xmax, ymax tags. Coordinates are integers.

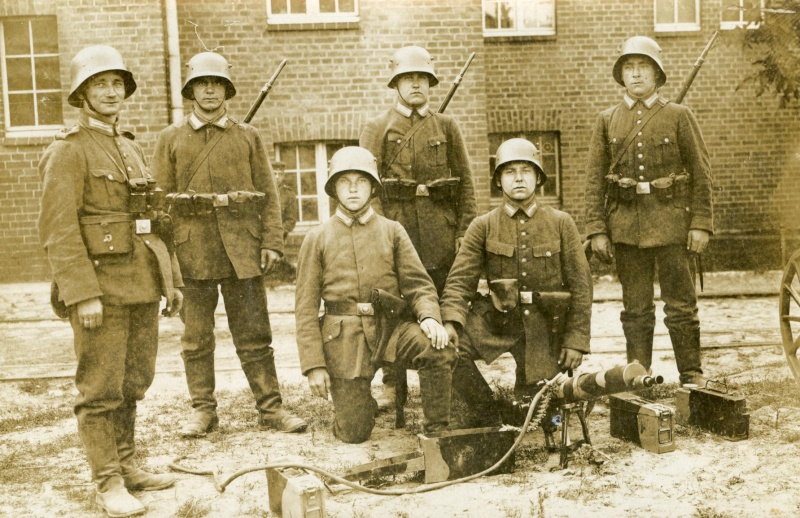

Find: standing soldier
<box><xmin>441</xmin><ymin>138</ymin><xmax>592</xmax><ymax>423</ymax></box>
<box><xmin>274</xmin><ymin>161</ymin><xmax>298</xmax><ymax>241</ymax></box>
<box><xmin>360</xmin><ymin>45</ymin><xmax>478</xmax><ymax>409</ymax></box>
<box><xmin>38</xmin><ymin>45</ymin><xmax>183</xmax><ymax>517</ymax></box>
<box><xmin>584</xmin><ymin>36</ymin><xmax>713</xmax><ymax>386</ymax></box>
<box><xmin>152</xmin><ymin>52</ymin><xmax>306</xmax><ymax>437</ymax></box>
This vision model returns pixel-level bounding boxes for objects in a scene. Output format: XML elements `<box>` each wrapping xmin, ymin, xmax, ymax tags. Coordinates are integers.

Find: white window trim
<box><xmin>266</xmin><ymin>0</ymin><xmax>359</xmax><ymax>25</ymax></box>
<box><xmin>274</xmin><ymin>142</ymin><xmax>331</xmax><ymax>226</ymax></box>
<box><xmin>0</xmin><ymin>19</ymin><xmax>63</xmax><ymax>133</ymax></box>
<box><xmin>654</xmin><ymin>0</ymin><xmax>701</xmax><ymax>33</ymax></box>
<box><xmin>482</xmin><ymin>0</ymin><xmax>556</xmax><ymax>37</ymax></box>
<box><xmin>720</xmin><ymin>0</ymin><xmax>763</xmax><ymax>30</ymax></box>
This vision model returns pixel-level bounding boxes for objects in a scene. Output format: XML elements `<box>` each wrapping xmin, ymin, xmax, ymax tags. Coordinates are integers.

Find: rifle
<box><xmin>437</xmin><ymin>52</ymin><xmax>476</xmax><ymax>114</ymax></box>
<box><xmin>243</xmin><ymin>59</ymin><xmax>288</xmax><ymax>124</ymax></box>
<box><xmin>674</xmin><ymin>31</ymin><xmax>719</xmax><ymax>104</ymax></box>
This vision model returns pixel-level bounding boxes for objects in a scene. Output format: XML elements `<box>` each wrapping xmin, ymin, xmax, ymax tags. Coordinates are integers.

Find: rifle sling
<box><xmin>607</xmin><ymin>101</ymin><xmax>667</xmax><ymax>174</ymax></box>
<box><xmin>384</xmin><ymin>114</ymin><xmax>434</xmax><ymax>172</ymax></box>
<box><xmin>180</xmin><ymin>122</ymin><xmax>235</xmax><ymax>192</ymax></box>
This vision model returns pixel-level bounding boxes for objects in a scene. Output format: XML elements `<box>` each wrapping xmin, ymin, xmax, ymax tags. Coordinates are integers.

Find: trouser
<box><xmin>71</xmin><ymin>303</ymin><xmax>159</xmax><ymax>489</ymax></box>
<box><xmin>181</xmin><ymin>276</ymin><xmax>284</xmax><ymax>416</ymax></box>
<box><xmin>331</xmin><ymin>322</ymin><xmax>456</xmax><ymax>443</ymax></box>
<box><xmin>615</xmin><ymin>244</ymin><xmax>703</xmax><ymax>376</ymax></box>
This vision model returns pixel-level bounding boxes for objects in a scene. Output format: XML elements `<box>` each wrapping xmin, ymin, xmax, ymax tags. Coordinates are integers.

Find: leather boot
<box><xmin>180</xmin><ymin>349</ymin><xmax>218</xmax><ymax>438</ymax></box>
<box><xmin>670</xmin><ymin>326</ymin><xmax>706</xmax><ymax>387</ymax></box>
<box><xmin>622</xmin><ymin>323</ymin><xmax>655</xmax><ymax>371</ymax></box>
<box><xmin>78</xmin><ymin>415</ymin><xmax>144</xmax><ymax>517</ymax></box>
<box><xmin>114</xmin><ymin>403</ymin><xmax>175</xmax><ymax>491</ymax></box>
<box><xmin>418</xmin><ymin>368</ymin><xmax>452</xmax><ymax>433</ymax></box>
<box><xmin>451</xmin><ymin>358</ymin><xmax>502</xmax><ymax>428</ymax></box>
<box><xmin>241</xmin><ymin>353</ymin><xmax>307</xmax><ymax>433</ymax></box>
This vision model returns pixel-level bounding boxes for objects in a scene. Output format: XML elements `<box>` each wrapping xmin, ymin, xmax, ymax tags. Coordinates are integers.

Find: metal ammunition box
<box><xmin>675</xmin><ymin>385</ymin><xmax>749</xmax><ymax>441</ymax></box>
<box><xmin>609</xmin><ymin>392</ymin><xmax>676</xmax><ymax>453</ymax></box>
<box><xmin>418</xmin><ymin>427</ymin><xmax>516</xmax><ymax>483</ymax></box>
<box><xmin>266</xmin><ymin>467</ymin><xmax>326</xmax><ymax>518</ymax></box>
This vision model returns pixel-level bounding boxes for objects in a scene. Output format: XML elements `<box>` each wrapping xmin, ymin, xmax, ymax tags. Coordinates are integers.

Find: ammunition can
<box><xmin>675</xmin><ymin>386</ymin><xmax>749</xmax><ymax>441</ymax></box>
<box><xmin>266</xmin><ymin>467</ymin><xmax>325</xmax><ymax>518</ymax></box>
<box><xmin>609</xmin><ymin>393</ymin><xmax>675</xmax><ymax>453</ymax></box>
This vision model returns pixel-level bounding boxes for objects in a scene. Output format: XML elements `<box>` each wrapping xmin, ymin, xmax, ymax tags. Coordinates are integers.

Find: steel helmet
<box><xmin>493</xmin><ymin>138</ymin><xmax>547</xmax><ymax>188</ymax></box>
<box><xmin>324</xmin><ymin>146</ymin><xmax>381</xmax><ymax>198</ymax></box>
<box><xmin>613</xmin><ymin>36</ymin><xmax>667</xmax><ymax>88</ymax></box>
<box><xmin>68</xmin><ymin>45</ymin><xmax>136</xmax><ymax>108</ymax></box>
<box><xmin>181</xmin><ymin>52</ymin><xmax>236</xmax><ymax>100</ymax></box>
<box><xmin>388</xmin><ymin>46</ymin><xmax>439</xmax><ymax>88</ymax></box>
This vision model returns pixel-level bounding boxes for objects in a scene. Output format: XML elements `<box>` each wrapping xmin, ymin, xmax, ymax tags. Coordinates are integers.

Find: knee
<box><xmin>333</xmin><ymin>413</ymin><xmax>375</xmax><ymax>444</ymax></box>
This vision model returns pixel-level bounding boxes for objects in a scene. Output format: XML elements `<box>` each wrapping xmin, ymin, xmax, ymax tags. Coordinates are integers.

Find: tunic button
<box><xmin>665</xmin><ymin>138</ymin><xmax>670</xmax><ymax>143</ymax></box>
<box><xmin>520</xmin><ymin>231</ymin><xmax>527</xmax><ymax>236</ymax></box>
<box><xmin>545</xmin><ymin>251</ymin><xmax>552</xmax><ymax>257</ymax></box>
<box><xmin>93</xmin><ymin>260</ymin><xmax>100</xmax><ymax>266</ymax></box>
<box><xmin>436</xmin><ymin>141</ymin><xmax>441</xmax><ymax>145</ymax></box>
<box><xmin>636</xmin><ymin>120</ymin><xmax>642</xmax><ymax>124</ymax></box>
<box><xmin>522</xmin><ymin>258</ymin><xmax>527</xmax><ymax>263</ymax></box>
<box><xmin>637</xmin><ymin>110</ymin><xmax>642</xmax><ymax>115</ymax></box>
<box><xmin>126</xmin><ymin>166</ymin><xmax>132</xmax><ymax>172</ymax></box>
<box><xmin>123</xmin><ymin>153</ymin><xmax>128</xmax><ymax>158</ymax></box>
<box><xmin>639</xmin><ymin>165</ymin><xmax>644</xmax><ymax>171</ymax></box>
<box><xmin>145</xmin><ymin>240</ymin><xmax>150</xmax><ymax>245</ymax></box>
<box><xmin>109</xmin><ymin>245</ymin><xmax>114</xmax><ymax>251</ymax></box>
<box><xmin>522</xmin><ymin>272</ymin><xmax>527</xmax><ymax>277</ymax></box>
<box><xmin>520</xmin><ymin>219</ymin><xmax>526</xmax><ymax>224</ymax></box>
<box><xmin>108</xmin><ymin>174</ymin><xmax>114</xmax><ymax>180</ymax></box>
<box><xmin>638</xmin><ymin>154</ymin><xmax>643</xmax><ymax>159</ymax></box>
<box><xmin>521</xmin><ymin>244</ymin><xmax>527</xmax><ymax>249</ymax></box>
<box><xmin>524</xmin><ymin>309</ymin><xmax>530</xmax><ymax>316</ymax></box>
<box><xmin>637</xmin><ymin>131</ymin><xmax>642</xmax><ymax>136</ymax></box>
<box><xmin>612</xmin><ymin>138</ymin><xmax>617</xmax><ymax>143</ymax></box>
<box><xmin>397</xmin><ymin>139</ymin><xmax>402</xmax><ymax>144</ymax></box>
<box><xmin>328</xmin><ymin>335</ymin><xmax>333</xmax><ymax>340</ymax></box>
<box><xmin>639</xmin><ymin>176</ymin><xmax>645</xmax><ymax>180</ymax></box>
<box><xmin>637</xmin><ymin>142</ymin><xmax>643</xmax><ymax>147</ymax></box>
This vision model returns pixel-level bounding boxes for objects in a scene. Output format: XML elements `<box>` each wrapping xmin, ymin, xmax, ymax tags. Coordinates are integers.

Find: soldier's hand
<box><xmin>591</xmin><ymin>234</ymin><xmax>614</xmax><ymax>263</ymax></box>
<box><xmin>420</xmin><ymin>318</ymin><xmax>449</xmax><ymax>350</ymax></box>
<box><xmin>307</xmin><ymin>368</ymin><xmax>331</xmax><ymax>400</ymax></box>
<box><xmin>76</xmin><ymin>297</ymin><xmax>103</xmax><ymax>329</ymax></box>
<box><xmin>444</xmin><ymin>322</ymin><xmax>460</xmax><ymax>349</ymax></box>
<box><xmin>559</xmin><ymin>348</ymin><xmax>583</xmax><ymax>371</ymax></box>
<box><xmin>455</xmin><ymin>237</ymin><xmax>464</xmax><ymax>255</ymax></box>
<box><xmin>687</xmin><ymin>229</ymin><xmax>710</xmax><ymax>254</ymax></box>
<box><xmin>164</xmin><ymin>289</ymin><xmax>183</xmax><ymax>317</ymax></box>
<box><xmin>261</xmin><ymin>248</ymin><xmax>281</xmax><ymax>273</ymax></box>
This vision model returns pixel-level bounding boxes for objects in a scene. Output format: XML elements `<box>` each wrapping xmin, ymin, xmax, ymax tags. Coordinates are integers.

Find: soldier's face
<box><xmin>498</xmin><ymin>161</ymin><xmax>539</xmax><ymax>201</ymax></box>
<box><xmin>83</xmin><ymin>71</ymin><xmax>126</xmax><ymax>120</ymax></box>
<box><xmin>621</xmin><ymin>56</ymin><xmax>657</xmax><ymax>99</ymax></box>
<box><xmin>335</xmin><ymin>172</ymin><xmax>373</xmax><ymax>212</ymax></box>
<box><xmin>396</xmin><ymin>73</ymin><xmax>430</xmax><ymax>108</ymax></box>
<box><xmin>191</xmin><ymin>77</ymin><xmax>227</xmax><ymax>113</ymax></box>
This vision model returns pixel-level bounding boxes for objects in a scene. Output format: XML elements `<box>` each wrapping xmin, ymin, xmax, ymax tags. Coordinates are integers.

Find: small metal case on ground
<box><xmin>609</xmin><ymin>392</ymin><xmax>675</xmax><ymax>453</ymax></box>
<box><xmin>675</xmin><ymin>383</ymin><xmax>749</xmax><ymax>441</ymax></box>
<box><xmin>418</xmin><ymin>427</ymin><xmax>516</xmax><ymax>483</ymax></box>
<box><xmin>266</xmin><ymin>466</ymin><xmax>325</xmax><ymax>518</ymax></box>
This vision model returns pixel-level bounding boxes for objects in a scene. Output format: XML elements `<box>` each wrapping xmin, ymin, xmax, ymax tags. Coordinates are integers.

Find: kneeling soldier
<box><xmin>441</xmin><ymin>138</ymin><xmax>593</xmax><ymax>419</ymax></box>
<box><xmin>295</xmin><ymin>146</ymin><xmax>457</xmax><ymax>443</ymax></box>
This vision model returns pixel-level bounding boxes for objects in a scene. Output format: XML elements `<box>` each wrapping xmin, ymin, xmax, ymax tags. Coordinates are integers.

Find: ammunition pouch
<box><xmin>79</xmin><ymin>214</ymin><xmax>133</xmax><ymax>256</ymax></box>
<box><xmin>488</xmin><ymin>279</ymin><xmax>519</xmax><ymax>313</ymax></box>
<box><xmin>427</xmin><ymin>177</ymin><xmax>460</xmax><ymax>203</ymax></box>
<box><xmin>604</xmin><ymin>173</ymin><xmax>620</xmax><ymax>206</ymax></box>
<box><xmin>382</xmin><ymin>178</ymin><xmax>417</xmax><ymax>202</ymax></box>
<box><xmin>370</xmin><ymin>289</ymin><xmax>410</xmax><ymax>366</ymax></box>
<box><xmin>156</xmin><ymin>213</ymin><xmax>175</xmax><ymax>255</ymax></box>
<box><xmin>530</xmin><ymin>291</ymin><xmax>571</xmax><ymax>336</ymax></box>
<box><xmin>166</xmin><ymin>191</ymin><xmax>265</xmax><ymax>217</ymax></box>
<box><xmin>193</xmin><ymin>193</ymin><xmax>215</xmax><ymax>216</ymax></box>
<box><xmin>616</xmin><ymin>177</ymin><xmax>638</xmax><ymax>202</ymax></box>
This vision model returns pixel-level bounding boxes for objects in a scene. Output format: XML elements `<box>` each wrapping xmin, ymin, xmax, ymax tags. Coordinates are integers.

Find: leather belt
<box><xmin>324</xmin><ymin>301</ymin><xmax>375</xmax><ymax>316</ymax></box>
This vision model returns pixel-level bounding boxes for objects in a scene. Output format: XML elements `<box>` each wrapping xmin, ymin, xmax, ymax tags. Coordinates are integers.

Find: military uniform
<box><xmin>584</xmin><ymin>37</ymin><xmax>714</xmax><ymax>384</ymax></box>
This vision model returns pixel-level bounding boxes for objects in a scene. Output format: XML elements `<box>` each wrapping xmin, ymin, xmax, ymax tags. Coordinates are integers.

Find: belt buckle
<box><xmin>135</xmin><ymin>219</ymin><xmax>152</xmax><ymax>235</ymax></box>
<box><xmin>213</xmin><ymin>193</ymin><xmax>229</xmax><ymax>207</ymax></box>
<box><xmin>636</xmin><ymin>182</ymin><xmax>651</xmax><ymax>194</ymax></box>
<box><xmin>415</xmin><ymin>184</ymin><xmax>429</xmax><ymax>197</ymax></box>
<box><xmin>357</xmin><ymin>303</ymin><xmax>374</xmax><ymax>316</ymax></box>
<box><xmin>519</xmin><ymin>291</ymin><xmax>533</xmax><ymax>304</ymax></box>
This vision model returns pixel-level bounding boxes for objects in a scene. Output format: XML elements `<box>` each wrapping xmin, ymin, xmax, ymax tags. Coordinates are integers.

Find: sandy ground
<box><xmin>2</xmin><ymin>271</ymin><xmax>799</xmax><ymax>517</ymax></box>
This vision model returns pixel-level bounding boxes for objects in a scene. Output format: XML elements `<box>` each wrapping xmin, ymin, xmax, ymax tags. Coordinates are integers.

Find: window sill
<box><xmin>267</xmin><ymin>18</ymin><xmax>359</xmax><ymax>31</ymax></box>
<box><xmin>2</xmin><ymin>130</ymin><xmax>56</xmax><ymax>146</ymax></box>
<box><xmin>484</xmin><ymin>33</ymin><xmax>557</xmax><ymax>44</ymax></box>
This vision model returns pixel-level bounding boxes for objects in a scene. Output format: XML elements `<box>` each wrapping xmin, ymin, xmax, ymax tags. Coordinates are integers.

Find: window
<box><xmin>274</xmin><ymin>141</ymin><xmax>356</xmax><ymax>225</ymax></box>
<box><xmin>483</xmin><ymin>0</ymin><xmax>556</xmax><ymax>37</ymax></box>
<box><xmin>720</xmin><ymin>0</ymin><xmax>763</xmax><ymax>30</ymax></box>
<box><xmin>654</xmin><ymin>0</ymin><xmax>700</xmax><ymax>32</ymax></box>
<box><xmin>267</xmin><ymin>0</ymin><xmax>359</xmax><ymax>25</ymax></box>
<box><xmin>0</xmin><ymin>16</ymin><xmax>63</xmax><ymax>133</ymax></box>
<box><xmin>488</xmin><ymin>132</ymin><xmax>561</xmax><ymax>205</ymax></box>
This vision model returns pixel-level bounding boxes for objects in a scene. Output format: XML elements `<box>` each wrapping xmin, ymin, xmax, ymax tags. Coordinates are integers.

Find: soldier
<box><xmin>38</xmin><ymin>45</ymin><xmax>183</xmax><ymax>517</ymax></box>
<box><xmin>584</xmin><ymin>36</ymin><xmax>713</xmax><ymax>387</ymax></box>
<box><xmin>441</xmin><ymin>138</ymin><xmax>592</xmax><ymax>421</ymax></box>
<box><xmin>295</xmin><ymin>146</ymin><xmax>456</xmax><ymax>443</ymax></box>
<box><xmin>274</xmin><ymin>161</ymin><xmax>298</xmax><ymax>241</ymax></box>
<box><xmin>152</xmin><ymin>52</ymin><xmax>306</xmax><ymax>437</ymax></box>
<box><xmin>360</xmin><ymin>45</ymin><xmax>478</xmax><ymax>409</ymax></box>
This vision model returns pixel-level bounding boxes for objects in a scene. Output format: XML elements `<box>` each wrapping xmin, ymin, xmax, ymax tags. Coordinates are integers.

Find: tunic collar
<box><xmin>335</xmin><ymin>205</ymin><xmax>375</xmax><ymax>227</ymax></box>
<box><xmin>394</xmin><ymin>101</ymin><xmax>430</xmax><ymax>118</ymax></box>
<box><xmin>623</xmin><ymin>92</ymin><xmax>660</xmax><ymax>109</ymax></box>
<box><xmin>189</xmin><ymin>111</ymin><xmax>230</xmax><ymax>130</ymax></box>
<box><xmin>503</xmin><ymin>198</ymin><xmax>537</xmax><ymax>218</ymax></box>
<box><xmin>79</xmin><ymin>112</ymin><xmax>120</xmax><ymax>137</ymax></box>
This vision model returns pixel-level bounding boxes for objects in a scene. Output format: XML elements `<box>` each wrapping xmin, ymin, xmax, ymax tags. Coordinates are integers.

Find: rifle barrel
<box><xmin>438</xmin><ymin>52</ymin><xmax>477</xmax><ymax>113</ymax></box>
<box><xmin>244</xmin><ymin>59</ymin><xmax>288</xmax><ymax>123</ymax></box>
<box><xmin>674</xmin><ymin>31</ymin><xmax>719</xmax><ymax>104</ymax></box>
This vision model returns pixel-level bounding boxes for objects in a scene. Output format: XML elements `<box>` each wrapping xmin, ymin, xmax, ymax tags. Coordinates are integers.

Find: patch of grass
<box><xmin>637</xmin><ymin>381</ymin><xmax>681</xmax><ymax>401</ymax></box>
<box><xmin>693</xmin><ymin>506</ymin><xmax>733</xmax><ymax>518</ymax></box>
<box><xmin>0</xmin><ymin>405</ymin><xmax>73</xmax><ymax>433</ymax></box>
<box><xmin>0</xmin><ymin>434</ymin><xmax>83</xmax><ymax>485</ymax></box>
<box><xmin>17</xmin><ymin>379</ymin><xmax>50</xmax><ymax>396</ymax></box>
<box><xmin>174</xmin><ymin>496</ymin><xmax>211</xmax><ymax>518</ymax></box>
<box><xmin>60</xmin><ymin>485</ymin><xmax>95</xmax><ymax>514</ymax></box>
<box><xmin>529</xmin><ymin>489</ymin><xmax>549</xmax><ymax>518</ymax></box>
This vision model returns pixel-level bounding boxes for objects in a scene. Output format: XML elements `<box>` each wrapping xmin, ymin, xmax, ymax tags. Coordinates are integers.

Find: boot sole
<box><xmin>178</xmin><ymin>416</ymin><xmax>218</xmax><ymax>438</ymax></box>
<box><xmin>95</xmin><ymin>498</ymin><xmax>145</xmax><ymax>518</ymax></box>
<box><xmin>259</xmin><ymin>422</ymin><xmax>308</xmax><ymax>433</ymax></box>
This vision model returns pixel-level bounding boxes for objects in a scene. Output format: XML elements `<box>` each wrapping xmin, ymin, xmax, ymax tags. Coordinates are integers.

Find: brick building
<box><xmin>1</xmin><ymin>0</ymin><xmax>798</xmax><ymax>282</ymax></box>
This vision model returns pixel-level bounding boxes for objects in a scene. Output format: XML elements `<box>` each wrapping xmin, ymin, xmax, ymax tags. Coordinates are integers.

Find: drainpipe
<box><xmin>164</xmin><ymin>0</ymin><xmax>183</xmax><ymax>123</ymax></box>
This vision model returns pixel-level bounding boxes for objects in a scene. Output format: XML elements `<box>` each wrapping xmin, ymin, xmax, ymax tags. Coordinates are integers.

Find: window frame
<box><xmin>482</xmin><ymin>0</ymin><xmax>557</xmax><ymax>38</ymax></box>
<box><xmin>654</xmin><ymin>0</ymin><xmax>701</xmax><ymax>33</ymax></box>
<box><xmin>720</xmin><ymin>0</ymin><xmax>763</xmax><ymax>30</ymax></box>
<box><xmin>266</xmin><ymin>0</ymin><xmax>360</xmax><ymax>26</ymax></box>
<box><xmin>488</xmin><ymin>131</ymin><xmax>561</xmax><ymax>206</ymax></box>
<box><xmin>0</xmin><ymin>16</ymin><xmax>63</xmax><ymax>136</ymax></box>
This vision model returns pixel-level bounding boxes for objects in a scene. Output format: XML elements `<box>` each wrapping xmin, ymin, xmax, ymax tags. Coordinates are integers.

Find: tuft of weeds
<box><xmin>60</xmin><ymin>485</ymin><xmax>95</xmax><ymax>513</ymax></box>
<box><xmin>174</xmin><ymin>496</ymin><xmax>212</xmax><ymax>518</ymax></box>
<box><xmin>17</xmin><ymin>379</ymin><xmax>50</xmax><ymax>396</ymax></box>
<box><xmin>530</xmin><ymin>489</ymin><xmax>549</xmax><ymax>518</ymax></box>
<box><xmin>693</xmin><ymin>506</ymin><xmax>733</xmax><ymax>518</ymax></box>
<box><xmin>0</xmin><ymin>406</ymin><xmax>73</xmax><ymax>433</ymax></box>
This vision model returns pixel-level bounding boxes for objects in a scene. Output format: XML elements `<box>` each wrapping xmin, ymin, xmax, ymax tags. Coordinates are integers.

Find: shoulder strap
<box><xmin>607</xmin><ymin>101</ymin><xmax>668</xmax><ymax>174</ymax></box>
<box><xmin>180</xmin><ymin>122</ymin><xmax>235</xmax><ymax>191</ymax></box>
<box><xmin>384</xmin><ymin>114</ymin><xmax>434</xmax><ymax>173</ymax></box>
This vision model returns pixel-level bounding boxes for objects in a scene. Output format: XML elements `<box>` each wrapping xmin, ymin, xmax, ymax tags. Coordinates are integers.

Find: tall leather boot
<box><xmin>669</xmin><ymin>326</ymin><xmax>705</xmax><ymax>386</ymax></box>
<box><xmin>241</xmin><ymin>353</ymin><xmax>307</xmax><ymax>433</ymax></box>
<box><xmin>418</xmin><ymin>368</ymin><xmax>453</xmax><ymax>433</ymax></box>
<box><xmin>179</xmin><ymin>350</ymin><xmax>218</xmax><ymax>438</ymax></box>
<box><xmin>114</xmin><ymin>403</ymin><xmax>175</xmax><ymax>491</ymax></box>
<box><xmin>451</xmin><ymin>358</ymin><xmax>502</xmax><ymax>428</ymax></box>
<box><xmin>622</xmin><ymin>323</ymin><xmax>655</xmax><ymax>371</ymax></box>
<box><xmin>79</xmin><ymin>415</ymin><xmax>144</xmax><ymax>517</ymax></box>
